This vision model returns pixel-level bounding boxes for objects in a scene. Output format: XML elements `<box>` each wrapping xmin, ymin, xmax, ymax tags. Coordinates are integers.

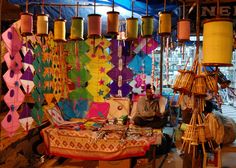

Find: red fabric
<box><xmin>86</xmin><ymin>102</ymin><xmax>110</xmax><ymax>119</ymax></box>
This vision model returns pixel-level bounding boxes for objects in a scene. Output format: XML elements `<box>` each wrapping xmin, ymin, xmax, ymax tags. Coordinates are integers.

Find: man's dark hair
<box><xmin>204</xmin><ymin>100</ymin><xmax>213</xmax><ymax>113</ymax></box>
<box><xmin>146</xmin><ymin>83</ymin><xmax>156</xmax><ymax>91</ymax></box>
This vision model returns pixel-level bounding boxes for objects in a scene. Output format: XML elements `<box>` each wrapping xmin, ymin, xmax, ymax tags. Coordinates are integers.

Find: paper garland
<box><xmin>108</xmin><ymin>39</ymin><xmax>134</xmax><ymax>97</ymax></box>
<box><xmin>66</xmin><ymin>41</ymin><xmax>92</xmax><ymax>100</ymax></box>
<box><xmin>86</xmin><ymin>38</ymin><xmax>112</xmax><ymax>102</ymax></box>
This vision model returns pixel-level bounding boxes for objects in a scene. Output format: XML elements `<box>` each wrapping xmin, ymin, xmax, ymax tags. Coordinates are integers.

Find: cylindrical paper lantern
<box><xmin>177</xmin><ymin>19</ymin><xmax>190</xmax><ymax>42</ymax></box>
<box><xmin>70</xmin><ymin>17</ymin><xmax>84</xmax><ymax>40</ymax></box>
<box><xmin>107</xmin><ymin>11</ymin><xmax>119</xmax><ymax>35</ymax></box>
<box><xmin>203</xmin><ymin>18</ymin><xmax>233</xmax><ymax>66</ymax></box>
<box><xmin>20</xmin><ymin>12</ymin><xmax>33</xmax><ymax>36</ymax></box>
<box><xmin>126</xmin><ymin>17</ymin><xmax>138</xmax><ymax>40</ymax></box>
<box><xmin>88</xmin><ymin>14</ymin><xmax>101</xmax><ymax>38</ymax></box>
<box><xmin>54</xmin><ymin>19</ymin><xmax>67</xmax><ymax>42</ymax></box>
<box><xmin>36</xmin><ymin>14</ymin><xmax>49</xmax><ymax>36</ymax></box>
<box><xmin>158</xmin><ymin>11</ymin><xmax>171</xmax><ymax>36</ymax></box>
<box><xmin>141</xmin><ymin>16</ymin><xmax>154</xmax><ymax>37</ymax></box>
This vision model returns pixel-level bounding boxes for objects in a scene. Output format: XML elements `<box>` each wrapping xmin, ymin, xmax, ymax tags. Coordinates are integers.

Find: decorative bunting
<box><xmin>1</xmin><ymin>26</ymin><xmax>22</xmax><ymax>56</ymax></box>
<box><xmin>4</xmin><ymin>52</ymin><xmax>23</xmax><ymax>72</ymax></box>
<box><xmin>19</xmin><ymin>104</ymin><xmax>33</xmax><ymax>131</ymax></box>
<box><xmin>3</xmin><ymin>69</ymin><xmax>22</xmax><ymax>89</ymax></box>
<box><xmin>4</xmin><ymin>87</ymin><xmax>25</xmax><ymax>111</ymax></box>
<box><xmin>20</xmin><ymin>67</ymin><xmax>35</xmax><ymax>94</ymax></box>
<box><xmin>1</xmin><ymin>111</ymin><xmax>20</xmax><ymax>137</ymax></box>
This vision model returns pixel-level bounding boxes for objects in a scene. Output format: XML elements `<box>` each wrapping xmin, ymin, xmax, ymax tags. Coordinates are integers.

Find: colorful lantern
<box><xmin>107</xmin><ymin>11</ymin><xmax>119</xmax><ymax>35</ymax></box>
<box><xmin>54</xmin><ymin>19</ymin><xmax>67</xmax><ymax>42</ymax></box>
<box><xmin>20</xmin><ymin>12</ymin><xmax>33</xmax><ymax>36</ymax></box>
<box><xmin>158</xmin><ymin>11</ymin><xmax>171</xmax><ymax>36</ymax></box>
<box><xmin>70</xmin><ymin>17</ymin><xmax>84</xmax><ymax>40</ymax></box>
<box><xmin>202</xmin><ymin>18</ymin><xmax>233</xmax><ymax>66</ymax></box>
<box><xmin>126</xmin><ymin>18</ymin><xmax>138</xmax><ymax>40</ymax></box>
<box><xmin>36</xmin><ymin>14</ymin><xmax>49</xmax><ymax>36</ymax></box>
<box><xmin>141</xmin><ymin>16</ymin><xmax>154</xmax><ymax>37</ymax></box>
<box><xmin>88</xmin><ymin>14</ymin><xmax>101</xmax><ymax>38</ymax></box>
<box><xmin>177</xmin><ymin>19</ymin><xmax>190</xmax><ymax>42</ymax></box>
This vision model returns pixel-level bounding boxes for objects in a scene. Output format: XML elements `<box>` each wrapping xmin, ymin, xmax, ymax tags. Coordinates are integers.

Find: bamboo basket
<box><xmin>173</xmin><ymin>69</ymin><xmax>185</xmax><ymax>92</ymax></box>
<box><xmin>191</xmin><ymin>75</ymin><xmax>207</xmax><ymax>96</ymax></box>
<box><xmin>179</xmin><ymin>70</ymin><xmax>195</xmax><ymax>93</ymax></box>
<box><xmin>197</xmin><ymin>124</ymin><xmax>206</xmax><ymax>143</ymax></box>
<box><xmin>205</xmin><ymin>73</ymin><xmax>217</xmax><ymax>92</ymax></box>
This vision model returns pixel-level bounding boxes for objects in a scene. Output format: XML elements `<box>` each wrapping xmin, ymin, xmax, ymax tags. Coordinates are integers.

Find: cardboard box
<box><xmin>99</xmin><ymin>159</ymin><xmax>131</xmax><ymax>168</ymax></box>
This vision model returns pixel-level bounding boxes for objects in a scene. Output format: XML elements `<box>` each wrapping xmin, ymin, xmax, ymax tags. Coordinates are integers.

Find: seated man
<box><xmin>132</xmin><ymin>84</ymin><xmax>167</xmax><ymax>129</ymax></box>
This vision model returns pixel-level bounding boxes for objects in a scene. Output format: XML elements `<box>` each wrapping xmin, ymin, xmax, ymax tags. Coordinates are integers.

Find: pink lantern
<box><xmin>20</xmin><ymin>12</ymin><xmax>33</xmax><ymax>36</ymax></box>
<box><xmin>87</xmin><ymin>14</ymin><xmax>101</xmax><ymax>38</ymax></box>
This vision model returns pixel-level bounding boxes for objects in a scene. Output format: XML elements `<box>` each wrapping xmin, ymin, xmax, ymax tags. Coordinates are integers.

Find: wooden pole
<box><xmin>160</xmin><ymin>36</ymin><xmax>164</xmax><ymax>96</ymax></box>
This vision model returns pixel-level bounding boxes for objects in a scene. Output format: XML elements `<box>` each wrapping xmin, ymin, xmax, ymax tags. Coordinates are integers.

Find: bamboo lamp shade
<box><xmin>177</xmin><ymin>19</ymin><xmax>190</xmax><ymax>42</ymax></box>
<box><xmin>54</xmin><ymin>19</ymin><xmax>67</xmax><ymax>42</ymax></box>
<box><xmin>20</xmin><ymin>12</ymin><xmax>33</xmax><ymax>36</ymax></box>
<box><xmin>141</xmin><ymin>16</ymin><xmax>154</xmax><ymax>37</ymax></box>
<box><xmin>36</xmin><ymin>14</ymin><xmax>49</xmax><ymax>36</ymax></box>
<box><xmin>203</xmin><ymin>18</ymin><xmax>233</xmax><ymax>66</ymax></box>
<box><xmin>107</xmin><ymin>11</ymin><xmax>120</xmax><ymax>35</ymax></box>
<box><xmin>126</xmin><ymin>17</ymin><xmax>138</xmax><ymax>40</ymax></box>
<box><xmin>88</xmin><ymin>14</ymin><xmax>102</xmax><ymax>38</ymax></box>
<box><xmin>70</xmin><ymin>17</ymin><xmax>84</xmax><ymax>40</ymax></box>
<box><xmin>158</xmin><ymin>11</ymin><xmax>171</xmax><ymax>36</ymax></box>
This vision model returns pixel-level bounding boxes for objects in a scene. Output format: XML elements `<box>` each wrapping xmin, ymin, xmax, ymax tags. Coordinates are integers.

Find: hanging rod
<box><xmin>25</xmin><ymin>3</ymin><xmax>113</xmax><ymax>8</ymax></box>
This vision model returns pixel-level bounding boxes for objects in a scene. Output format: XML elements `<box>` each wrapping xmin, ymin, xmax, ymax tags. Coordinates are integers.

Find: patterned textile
<box><xmin>41</xmin><ymin>127</ymin><xmax>161</xmax><ymax>160</ymax></box>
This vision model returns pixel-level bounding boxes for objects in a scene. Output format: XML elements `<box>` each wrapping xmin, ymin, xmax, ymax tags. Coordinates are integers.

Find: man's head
<box><xmin>146</xmin><ymin>84</ymin><xmax>155</xmax><ymax>100</ymax></box>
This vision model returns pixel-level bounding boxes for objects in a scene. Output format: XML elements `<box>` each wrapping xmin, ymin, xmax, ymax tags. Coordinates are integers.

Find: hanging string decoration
<box><xmin>66</xmin><ymin>40</ymin><xmax>92</xmax><ymax>100</ymax></box>
<box><xmin>88</xmin><ymin>0</ymin><xmax>101</xmax><ymax>38</ymax></box>
<box><xmin>31</xmin><ymin>42</ymin><xmax>45</xmax><ymax>125</ymax></box>
<box><xmin>86</xmin><ymin>37</ymin><xmax>112</xmax><ymax>102</ymax></box>
<box><xmin>1</xmin><ymin>25</ymin><xmax>24</xmax><ymax>136</ymax></box>
<box><xmin>107</xmin><ymin>39</ymin><xmax>133</xmax><ymax>97</ymax></box>
<box><xmin>42</xmin><ymin>32</ymin><xmax>54</xmax><ymax>104</ymax></box>
<box><xmin>70</xmin><ymin>2</ymin><xmax>84</xmax><ymax>40</ymax></box>
<box><xmin>107</xmin><ymin>0</ymin><xmax>119</xmax><ymax>35</ymax></box>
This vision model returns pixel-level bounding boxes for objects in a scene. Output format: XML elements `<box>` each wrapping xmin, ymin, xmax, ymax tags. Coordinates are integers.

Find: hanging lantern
<box><xmin>107</xmin><ymin>11</ymin><xmax>119</xmax><ymax>35</ymax></box>
<box><xmin>70</xmin><ymin>17</ymin><xmax>84</xmax><ymax>40</ymax></box>
<box><xmin>202</xmin><ymin>18</ymin><xmax>233</xmax><ymax>66</ymax></box>
<box><xmin>20</xmin><ymin>12</ymin><xmax>33</xmax><ymax>36</ymax></box>
<box><xmin>88</xmin><ymin>14</ymin><xmax>101</xmax><ymax>38</ymax></box>
<box><xmin>36</xmin><ymin>14</ymin><xmax>49</xmax><ymax>36</ymax></box>
<box><xmin>177</xmin><ymin>19</ymin><xmax>190</xmax><ymax>42</ymax></box>
<box><xmin>70</xmin><ymin>2</ymin><xmax>84</xmax><ymax>40</ymax></box>
<box><xmin>126</xmin><ymin>18</ymin><xmax>138</xmax><ymax>40</ymax></box>
<box><xmin>54</xmin><ymin>19</ymin><xmax>67</xmax><ymax>42</ymax></box>
<box><xmin>141</xmin><ymin>16</ymin><xmax>153</xmax><ymax>37</ymax></box>
<box><xmin>158</xmin><ymin>11</ymin><xmax>171</xmax><ymax>36</ymax></box>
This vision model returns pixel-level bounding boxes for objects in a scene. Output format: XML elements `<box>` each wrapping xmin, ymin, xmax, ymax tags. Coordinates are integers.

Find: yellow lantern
<box><xmin>158</xmin><ymin>11</ymin><xmax>171</xmax><ymax>36</ymax></box>
<box><xmin>70</xmin><ymin>17</ymin><xmax>84</xmax><ymax>40</ymax></box>
<box><xmin>126</xmin><ymin>17</ymin><xmax>138</xmax><ymax>40</ymax></box>
<box><xmin>141</xmin><ymin>16</ymin><xmax>153</xmax><ymax>37</ymax></box>
<box><xmin>54</xmin><ymin>19</ymin><xmax>67</xmax><ymax>42</ymax></box>
<box><xmin>202</xmin><ymin>18</ymin><xmax>233</xmax><ymax>66</ymax></box>
<box><xmin>36</xmin><ymin>14</ymin><xmax>49</xmax><ymax>36</ymax></box>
